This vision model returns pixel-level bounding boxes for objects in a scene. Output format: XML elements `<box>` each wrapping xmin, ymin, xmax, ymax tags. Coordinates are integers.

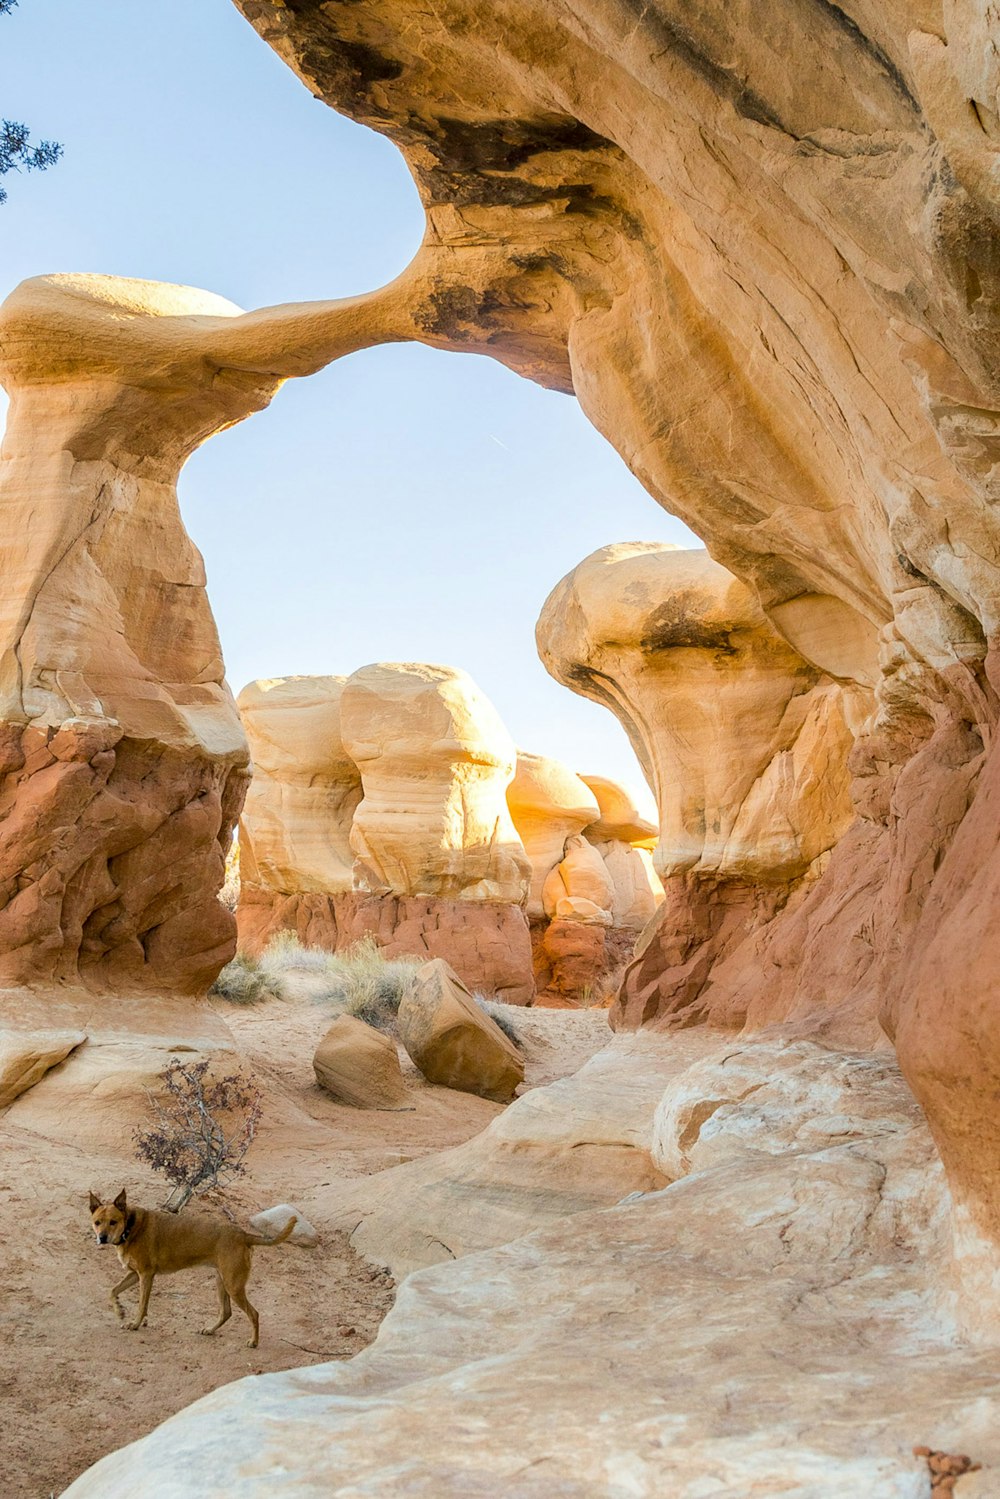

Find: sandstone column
<box><xmin>0</xmin><ymin>272</ymin><xmax>410</xmax><ymax>993</ymax></box>
<box><xmin>236</xmin><ymin>676</ymin><xmax>363</xmax><ymax>953</ymax></box>
<box><xmin>538</xmin><ymin>544</ymin><xmax>858</xmax><ymax>1028</ymax></box>
<box><xmin>338</xmin><ymin>662</ymin><xmax>534</xmax><ymax>1003</ymax></box>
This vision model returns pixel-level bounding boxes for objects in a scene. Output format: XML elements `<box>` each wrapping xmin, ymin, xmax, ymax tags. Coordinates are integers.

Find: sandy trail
<box><xmin>0</xmin><ymin>995</ymin><xmax>610</xmax><ymax>1497</ymax></box>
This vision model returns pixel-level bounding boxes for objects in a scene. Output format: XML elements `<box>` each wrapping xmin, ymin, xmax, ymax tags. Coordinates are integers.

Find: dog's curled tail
<box><xmin>245</xmin><ymin>1215</ymin><xmax>298</xmax><ymax>1248</ymax></box>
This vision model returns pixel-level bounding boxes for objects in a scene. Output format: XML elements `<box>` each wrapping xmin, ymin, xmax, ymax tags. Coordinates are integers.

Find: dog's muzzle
<box><xmin>97</xmin><ymin>1233</ymin><xmax>109</xmax><ymax>1244</ymax></box>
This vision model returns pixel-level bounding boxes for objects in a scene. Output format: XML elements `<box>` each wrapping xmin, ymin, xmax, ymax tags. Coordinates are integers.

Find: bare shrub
<box><xmin>134</xmin><ymin>1058</ymin><xmax>263</xmax><ymax>1213</ymax></box>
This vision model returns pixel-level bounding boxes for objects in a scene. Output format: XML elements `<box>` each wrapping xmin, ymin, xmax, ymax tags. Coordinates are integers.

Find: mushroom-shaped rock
<box><xmin>507</xmin><ymin>753</ymin><xmax>600</xmax><ymax>919</ymax></box>
<box><xmin>313</xmin><ymin>1015</ymin><xmax>410</xmax><ymax>1110</ymax></box>
<box><xmin>237</xmin><ymin>676</ymin><xmax>362</xmax><ymax>953</ymax></box>
<box><xmin>341</xmin><ymin>663</ymin><xmax>530</xmax><ymax>902</ymax></box>
<box><xmin>337</xmin><ymin>664</ymin><xmax>534</xmax><ymax>1002</ymax></box>
<box><xmin>538</xmin><ymin>545</ymin><xmax>855</xmax><ymax>883</ymax></box>
<box><xmin>397</xmin><ymin>959</ymin><xmax>523</xmax><ymax>1103</ymax></box>
<box><xmin>541</xmin><ymin>834</ymin><xmax>615</xmax><ymax>924</ymax></box>
<box><xmin>580</xmin><ymin>776</ymin><xmax>657</xmax><ymax>849</ymax></box>
<box><xmin>0</xmin><ymin>270</ymin><xmax>411</xmax><ymax>994</ymax></box>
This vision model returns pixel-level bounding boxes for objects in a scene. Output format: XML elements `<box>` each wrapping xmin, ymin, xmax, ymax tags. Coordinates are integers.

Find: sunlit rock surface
<box><xmin>66</xmin><ymin>1034</ymin><xmax>1000</xmax><ymax>1498</ymax></box>
<box><xmin>227</xmin><ymin>0</ymin><xmax>1000</xmax><ymax>1293</ymax></box>
<box><xmin>237</xmin><ymin>675</ymin><xmax>361</xmax><ymax>954</ymax></box>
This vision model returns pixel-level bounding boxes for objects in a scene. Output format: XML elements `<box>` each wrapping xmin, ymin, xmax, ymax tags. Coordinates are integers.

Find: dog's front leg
<box><xmin>110</xmin><ymin>1269</ymin><xmax>138</xmax><ymax>1322</ymax></box>
<box><xmin>125</xmin><ymin>1272</ymin><xmax>153</xmax><ymax>1331</ymax></box>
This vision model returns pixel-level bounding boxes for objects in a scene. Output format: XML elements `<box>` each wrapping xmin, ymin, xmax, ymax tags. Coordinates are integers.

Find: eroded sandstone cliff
<box><xmin>229</xmin><ymin>0</ymin><xmax>1000</xmax><ymax>1319</ymax></box>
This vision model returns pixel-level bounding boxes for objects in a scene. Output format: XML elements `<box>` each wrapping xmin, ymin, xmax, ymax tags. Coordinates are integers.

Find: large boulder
<box><xmin>397</xmin><ymin>958</ymin><xmax>524</xmax><ymax>1103</ymax></box>
<box><xmin>313</xmin><ymin>1014</ymin><xmax>410</xmax><ymax>1110</ymax></box>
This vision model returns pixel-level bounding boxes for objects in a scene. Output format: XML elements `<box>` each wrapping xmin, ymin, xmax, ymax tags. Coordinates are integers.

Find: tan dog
<box><xmin>89</xmin><ymin>1189</ymin><xmax>296</xmax><ymax>1347</ymax></box>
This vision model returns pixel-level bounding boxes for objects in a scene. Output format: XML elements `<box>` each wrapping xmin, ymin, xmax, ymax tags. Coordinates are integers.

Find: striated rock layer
<box><xmin>236</xmin><ymin>675</ymin><xmax>361</xmax><ymax>955</ymax></box>
<box><xmin>539</xmin><ymin>544</ymin><xmax>859</xmax><ymax>1031</ymax></box>
<box><xmin>228</xmin><ymin>0</ymin><xmax>1000</xmax><ymax>1308</ymax></box>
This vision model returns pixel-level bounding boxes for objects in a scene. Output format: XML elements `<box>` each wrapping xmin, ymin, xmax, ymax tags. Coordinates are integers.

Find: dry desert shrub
<box><xmin>134</xmin><ymin>1058</ymin><xmax>263</xmax><ymax>1213</ymax></box>
<box><xmin>473</xmin><ymin>995</ymin><xmax>522</xmax><ymax>1048</ymax></box>
<box><xmin>327</xmin><ymin>936</ymin><xmax>422</xmax><ymax>1029</ymax></box>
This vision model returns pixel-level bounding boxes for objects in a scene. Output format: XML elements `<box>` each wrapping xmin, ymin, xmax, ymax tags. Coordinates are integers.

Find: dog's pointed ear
<box><xmin>114</xmin><ymin>1188</ymin><xmax>127</xmax><ymax>1212</ymax></box>
<box><xmin>89</xmin><ymin>1191</ymin><xmax>101</xmax><ymax>1213</ymax></box>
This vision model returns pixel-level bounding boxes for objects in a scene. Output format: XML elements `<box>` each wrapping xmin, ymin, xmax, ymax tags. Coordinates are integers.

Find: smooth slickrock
<box><xmin>237</xmin><ymin>676</ymin><xmax>361</xmax><ymax>954</ymax></box>
<box><xmin>308</xmin><ymin>1031</ymin><xmax>711</xmax><ymax>1277</ymax></box>
<box><xmin>66</xmin><ymin>1037</ymin><xmax>1000</xmax><ymax>1498</ymax></box>
<box><xmin>541</xmin><ymin>831</ymin><xmax>614</xmax><ymax>922</ymax></box>
<box><xmin>0</xmin><ymin>1028</ymin><xmax>86</xmax><ymax>1109</ymax></box>
<box><xmin>396</xmin><ymin>958</ymin><xmax>524</xmax><ymax>1103</ymax></box>
<box><xmin>506</xmin><ymin>753</ymin><xmax>599</xmax><ymax>919</ymax></box>
<box><xmin>0</xmin><ymin>271</ymin><xmax>416</xmax><ymax>995</ymax></box>
<box><xmin>313</xmin><ymin>1014</ymin><xmax>410</xmax><ymax>1110</ymax></box>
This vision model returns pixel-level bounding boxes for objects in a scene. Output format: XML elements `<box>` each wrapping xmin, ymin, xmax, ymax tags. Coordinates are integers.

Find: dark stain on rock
<box><xmin>640</xmin><ymin>603</ymin><xmax>738</xmax><ymax>656</ymax></box>
<box><xmin>427</xmin><ymin>116</ymin><xmax>610</xmax><ymax>175</ymax></box>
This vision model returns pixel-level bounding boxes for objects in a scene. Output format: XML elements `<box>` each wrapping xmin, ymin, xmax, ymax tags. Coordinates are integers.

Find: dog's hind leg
<box><xmin>225</xmin><ymin>1256</ymin><xmax>260</xmax><ymax>1347</ymax></box>
<box><xmin>110</xmin><ymin>1269</ymin><xmax>138</xmax><ymax>1323</ymax></box>
<box><xmin>126</xmin><ymin>1272</ymin><xmax>153</xmax><ymax>1332</ymax></box>
<box><xmin>201</xmin><ymin>1273</ymin><xmax>232</xmax><ymax>1337</ymax></box>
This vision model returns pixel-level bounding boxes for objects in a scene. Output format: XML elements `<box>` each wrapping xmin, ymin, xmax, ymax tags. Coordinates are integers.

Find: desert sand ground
<box><xmin>0</xmin><ymin>992</ymin><xmax>610</xmax><ymax>1498</ymax></box>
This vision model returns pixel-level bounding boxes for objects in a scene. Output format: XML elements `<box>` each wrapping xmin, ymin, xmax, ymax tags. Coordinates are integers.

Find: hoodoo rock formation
<box><xmin>237</xmin><ymin>675</ymin><xmax>362</xmax><ymax>953</ymax></box>
<box><xmin>338</xmin><ymin>662</ymin><xmax>534</xmax><ymax>1003</ymax></box>
<box><xmin>506</xmin><ymin>752</ymin><xmax>654</xmax><ymax>1004</ymax></box>
<box><xmin>538</xmin><ymin>543</ymin><xmax>858</xmax><ymax>1029</ymax></box>
<box><xmin>0</xmin><ymin>271</ymin><xmax>415</xmax><ymax>995</ymax></box>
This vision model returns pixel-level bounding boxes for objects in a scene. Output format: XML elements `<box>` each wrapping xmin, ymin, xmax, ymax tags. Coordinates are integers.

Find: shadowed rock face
<box><xmin>232</xmin><ymin>0</ymin><xmax>1000</xmax><ymax>1311</ymax></box>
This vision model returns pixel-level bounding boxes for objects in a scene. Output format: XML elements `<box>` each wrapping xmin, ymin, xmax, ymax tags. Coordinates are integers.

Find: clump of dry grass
<box><xmin>210</xmin><ymin>951</ymin><xmax>269</xmax><ymax>1005</ymax></box>
<box><xmin>473</xmin><ymin>996</ymin><xmax>522</xmax><ymax>1048</ymax></box>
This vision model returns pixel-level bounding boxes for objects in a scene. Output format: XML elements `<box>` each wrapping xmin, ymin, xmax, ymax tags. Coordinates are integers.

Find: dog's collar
<box><xmin>117</xmin><ymin>1210</ymin><xmax>137</xmax><ymax>1247</ymax></box>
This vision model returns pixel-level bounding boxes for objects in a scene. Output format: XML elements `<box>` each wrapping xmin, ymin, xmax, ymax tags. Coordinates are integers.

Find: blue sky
<box><xmin>0</xmin><ymin>0</ymin><xmax>698</xmax><ymax>815</ymax></box>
